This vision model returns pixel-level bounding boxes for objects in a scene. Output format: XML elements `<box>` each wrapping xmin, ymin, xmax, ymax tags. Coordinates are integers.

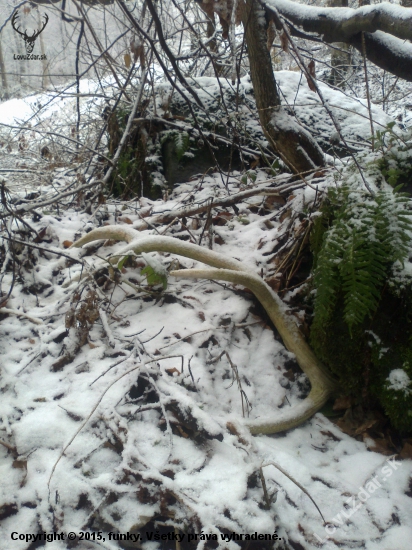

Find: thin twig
<box><xmin>259</xmin><ymin>467</ymin><xmax>272</xmax><ymax>510</ymax></box>
<box><xmin>0</xmin><ymin>307</ymin><xmax>43</xmax><ymax>325</ymax></box>
<box><xmin>48</xmin><ymin>354</ymin><xmax>183</xmax><ymax>490</ymax></box>
<box><xmin>361</xmin><ymin>32</ymin><xmax>375</xmax><ymax>151</ymax></box>
<box><xmin>262</xmin><ymin>461</ymin><xmax>325</xmax><ymax>523</ymax></box>
<box><xmin>0</xmin><ymin>438</ymin><xmax>17</xmax><ymax>454</ymax></box>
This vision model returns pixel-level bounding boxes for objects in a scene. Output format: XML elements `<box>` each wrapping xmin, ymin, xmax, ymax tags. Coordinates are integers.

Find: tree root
<box><xmin>72</xmin><ymin>226</ymin><xmax>337</xmax><ymax>434</ymax></box>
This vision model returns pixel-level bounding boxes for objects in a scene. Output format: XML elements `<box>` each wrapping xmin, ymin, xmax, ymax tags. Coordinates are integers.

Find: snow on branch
<box><xmin>262</xmin><ymin>0</ymin><xmax>412</xmax><ymax>42</ymax></box>
<box><xmin>261</xmin><ymin>0</ymin><xmax>412</xmax><ymax>81</ymax></box>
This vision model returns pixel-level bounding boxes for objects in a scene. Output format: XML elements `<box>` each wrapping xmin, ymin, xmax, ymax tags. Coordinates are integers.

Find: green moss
<box><xmin>106</xmin><ymin>107</ymin><xmax>166</xmax><ymax>199</ymax></box>
<box><xmin>371</xmin><ymin>314</ymin><xmax>412</xmax><ymax>433</ymax></box>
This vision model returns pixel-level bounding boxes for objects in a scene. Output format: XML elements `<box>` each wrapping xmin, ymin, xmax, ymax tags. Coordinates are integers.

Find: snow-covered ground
<box><xmin>1</xmin><ymin>75</ymin><xmax>412</xmax><ymax>550</ymax></box>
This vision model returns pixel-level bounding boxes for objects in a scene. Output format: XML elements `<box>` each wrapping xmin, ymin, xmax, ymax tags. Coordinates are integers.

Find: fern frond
<box><xmin>312</xmin><ymin>221</ymin><xmax>347</xmax><ymax>328</ymax></box>
<box><xmin>312</xmin><ymin>184</ymin><xmax>412</xmax><ymax>334</ymax></box>
<box><xmin>173</xmin><ymin>131</ymin><xmax>190</xmax><ymax>161</ymax></box>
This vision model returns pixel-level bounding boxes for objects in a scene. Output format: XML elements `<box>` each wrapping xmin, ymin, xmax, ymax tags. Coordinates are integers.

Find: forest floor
<box><xmin>1</xmin><ymin>74</ymin><xmax>412</xmax><ymax>550</ymax></box>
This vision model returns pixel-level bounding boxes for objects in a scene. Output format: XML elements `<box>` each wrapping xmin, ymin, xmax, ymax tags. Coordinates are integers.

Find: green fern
<box><xmin>173</xmin><ymin>131</ymin><xmax>190</xmax><ymax>161</ymax></box>
<box><xmin>312</xmin><ymin>185</ymin><xmax>412</xmax><ymax>334</ymax></box>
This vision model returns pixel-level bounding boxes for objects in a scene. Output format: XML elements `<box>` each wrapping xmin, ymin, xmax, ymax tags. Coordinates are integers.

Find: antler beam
<box><xmin>72</xmin><ymin>226</ymin><xmax>337</xmax><ymax>434</ymax></box>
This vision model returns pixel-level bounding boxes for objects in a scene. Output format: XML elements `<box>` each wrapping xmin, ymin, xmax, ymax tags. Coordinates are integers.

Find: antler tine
<box><xmin>11</xmin><ymin>12</ymin><xmax>25</xmax><ymax>37</ymax></box>
<box><xmin>31</xmin><ymin>13</ymin><xmax>49</xmax><ymax>40</ymax></box>
<box><xmin>40</xmin><ymin>13</ymin><xmax>49</xmax><ymax>31</ymax></box>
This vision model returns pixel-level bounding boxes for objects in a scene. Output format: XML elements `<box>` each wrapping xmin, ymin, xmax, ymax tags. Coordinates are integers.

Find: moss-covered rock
<box><xmin>106</xmin><ymin>106</ymin><xmax>166</xmax><ymax>199</ymax></box>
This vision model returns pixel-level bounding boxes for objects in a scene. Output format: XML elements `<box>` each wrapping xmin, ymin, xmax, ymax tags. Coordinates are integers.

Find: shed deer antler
<box><xmin>72</xmin><ymin>226</ymin><xmax>337</xmax><ymax>434</ymax></box>
<box><xmin>12</xmin><ymin>11</ymin><xmax>49</xmax><ymax>54</ymax></box>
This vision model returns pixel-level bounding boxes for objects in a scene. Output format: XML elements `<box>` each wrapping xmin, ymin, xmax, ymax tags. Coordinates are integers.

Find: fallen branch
<box><xmin>0</xmin><ymin>307</ymin><xmax>43</xmax><ymax>325</ymax></box>
<box><xmin>130</xmin><ymin>175</ymin><xmax>318</xmax><ymax>231</ymax></box>
<box><xmin>134</xmin><ymin>115</ymin><xmax>263</xmax><ymax>158</ymax></box>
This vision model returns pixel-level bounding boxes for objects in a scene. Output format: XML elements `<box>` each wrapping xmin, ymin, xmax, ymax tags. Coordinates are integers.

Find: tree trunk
<box><xmin>328</xmin><ymin>0</ymin><xmax>351</xmax><ymax>87</ymax></box>
<box><xmin>240</xmin><ymin>0</ymin><xmax>325</xmax><ymax>172</ymax></box>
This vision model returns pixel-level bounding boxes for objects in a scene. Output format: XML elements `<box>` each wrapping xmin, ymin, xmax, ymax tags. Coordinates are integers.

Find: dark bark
<box><xmin>262</xmin><ymin>0</ymin><xmax>412</xmax><ymax>42</ymax></box>
<box><xmin>241</xmin><ymin>0</ymin><xmax>325</xmax><ymax>172</ymax></box>
<box><xmin>261</xmin><ymin>0</ymin><xmax>412</xmax><ymax>81</ymax></box>
<box><xmin>351</xmin><ymin>32</ymin><xmax>412</xmax><ymax>83</ymax></box>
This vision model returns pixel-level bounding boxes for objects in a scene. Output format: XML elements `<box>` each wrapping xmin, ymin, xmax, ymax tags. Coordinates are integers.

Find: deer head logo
<box><xmin>12</xmin><ymin>11</ymin><xmax>48</xmax><ymax>54</ymax></box>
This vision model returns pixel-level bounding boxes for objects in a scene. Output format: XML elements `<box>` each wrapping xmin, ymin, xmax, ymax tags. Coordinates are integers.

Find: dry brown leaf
<box><xmin>62</xmin><ymin>240</ymin><xmax>73</xmax><ymax>249</ymax></box>
<box><xmin>166</xmin><ymin>367</ymin><xmax>180</xmax><ymax>376</ymax></box>
<box><xmin>267</xmin><ymin>19</ymin><xmax>276</xmax><ymax>51</ymax></box>
<box><xmin>306</xmin><ymin>60</ymin><xmax>317</xmax><ymax>92</ymax></box>
<box><xmin>212</xmin><ymin>212</ymin><xmax>233</xmax><ymax>226</ymax></box>
<box><xmin>124</xmin><ymin>53</ymin><xmax>131</xmax><ymax>68</ymax></box>
<box><xmin>400</xmin><ymin>441</ymin><xmax>412</xmax><ymax>460</ymax></box>
<box><xmin>333</xmin><ymin>395</ymin><xmax>353</xmax><ymax>411</ymax></box>
<box><xmin>280</xmin><ymin>30</ymin><xmax>289</xmax><ymax>53</ymax></box>
<box><xmin>265</xmin><ymin>275</ymin><xmax>282</xmax><ymax>292</ymax></box>
<box><xmin>363</xmin><ymin>434</ymin><xmax>393</xmax><ymax>456</ymax></box>
<box><xmin>308</xmin><ymin>59</ymin><xmax>316</xmax><ymax>78</ymax></box>
<box><xmin>33</xmin><ymin>227</ymin><xmax>47</xmax><ymax>243</ymax></box>
<box><xmin>250</xmin><ymin>157</ymin><xmax>260</xmax><ymax>170</ymax></box>
<box><xmin>138</xmin><ymin>206</ymin><xmax>152</xmax><ymax>218</ymax></box>
<box><xmin>12</xmin><ymin>460</ymin><xmax>27</xmax><ymax>470</ymax></box>
<box><xmin>226</xmin><ymin>421</ymin><xmax>249</xmax><ymax>445</ymax></box>
<box><xmin>130</xmin><ymin>38</ymin><xmax>145</xmax><ymax>67</ymax></box>
<box><xmin>264</xmin><ymin>195</ymin><xmax>286</xmax><ymax>209</ymax></box>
